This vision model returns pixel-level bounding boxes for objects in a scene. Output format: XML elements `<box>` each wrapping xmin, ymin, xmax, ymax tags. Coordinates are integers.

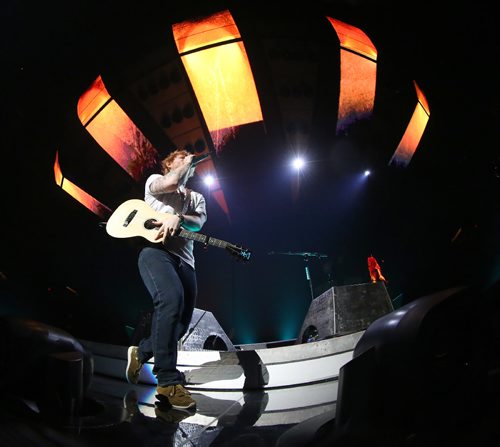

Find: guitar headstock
<box><xmin>226</xmin><ymin>244</ymin><xmax>251</xmax><ymax>262</ymax></box>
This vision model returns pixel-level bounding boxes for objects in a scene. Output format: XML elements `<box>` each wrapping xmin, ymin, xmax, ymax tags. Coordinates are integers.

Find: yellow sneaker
<box><xmin>156</xmin><ymin>384</ymin><xmax>196</xmax><ymax>410</ymax></box>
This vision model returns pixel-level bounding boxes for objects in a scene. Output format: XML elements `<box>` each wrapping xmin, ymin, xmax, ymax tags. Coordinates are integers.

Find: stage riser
<box><xmin>81</xmin><ymin>331</ymin><xmax>363</xmax><ymax>390</ymax></box>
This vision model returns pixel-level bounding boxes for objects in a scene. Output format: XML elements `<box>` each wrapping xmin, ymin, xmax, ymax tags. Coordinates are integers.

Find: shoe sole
<box><xmin>126</xmin><ymin>346</ymin><xmax>139</xmax><ymax>384</ymax></box>
<box><xmin>172</xmin><ymin>402</ymin><xmax>196</xmax><ymax>410</ymax></box>
<box><xmin>155</xmin><ymin>393</ymin><xmax>196</xmax><ymax>411</ymax></box>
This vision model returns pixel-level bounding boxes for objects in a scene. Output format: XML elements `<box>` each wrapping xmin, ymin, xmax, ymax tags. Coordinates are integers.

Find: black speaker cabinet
<box><xmin>297</xmin><ymin>282</ymin><xmax>393</xmax><ymax>343</ymax></box>
<box><xmin>180</xmin><ymin>308</ymin><xmax>235</xmax><ymax>352</ymax></box>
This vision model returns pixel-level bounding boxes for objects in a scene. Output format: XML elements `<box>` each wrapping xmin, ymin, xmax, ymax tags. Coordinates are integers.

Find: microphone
<box><xmin>191</xmin><ymin>153</ymin><xmax>211</xmax><ymax>166</ymax></box>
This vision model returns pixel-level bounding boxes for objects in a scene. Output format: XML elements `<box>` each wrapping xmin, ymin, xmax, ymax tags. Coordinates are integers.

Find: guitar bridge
<box><xmin>124</xmin><ymin>209</ymin><xmax>137</xmax><ymax>227</ymax></box>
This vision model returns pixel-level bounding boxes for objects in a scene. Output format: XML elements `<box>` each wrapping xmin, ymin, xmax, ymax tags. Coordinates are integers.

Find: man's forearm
<box><xmin>182</xmin><ymin>213</ymin><xmax>206</xmax><ymax>232</ymax></box>
<box><xmin>150</xmin><ymin>167</ymin><xmax>190</xmax><ymax>194</ymax></box>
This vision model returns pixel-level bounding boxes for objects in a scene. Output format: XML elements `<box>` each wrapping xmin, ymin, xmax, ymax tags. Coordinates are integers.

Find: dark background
<box><xmin>1</xmin><ymin>0</ymin><xmax>498</xmax><ymax>345</ymax></box>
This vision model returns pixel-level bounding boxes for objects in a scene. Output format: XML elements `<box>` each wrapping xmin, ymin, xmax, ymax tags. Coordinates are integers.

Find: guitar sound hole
<box><xmin>144</xmin><ymin>219</ymin><xmax>157</xmax><ymax>230</ymax></box>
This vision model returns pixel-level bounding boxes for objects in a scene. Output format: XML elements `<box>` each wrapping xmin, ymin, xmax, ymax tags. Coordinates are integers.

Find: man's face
<box><xmin>169</xmin><ymin>154</ymin><xmax>187</xmax><ymax>171</ymax></box>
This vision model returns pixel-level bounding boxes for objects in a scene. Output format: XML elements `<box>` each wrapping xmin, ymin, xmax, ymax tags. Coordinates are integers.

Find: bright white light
<box><xmin>292</xmin><ymin>157</ymin><xmax>305</xmax><ymax>171</ymax></box>
<box><xmin>364</xmin><ymin>170</ymin><xmax>371</xmax><ymax>177</ymax></box>
<box><xmin>203</xmin><ymin>175</ymin><xmax>215</xmax><ymax>187</ymax></box>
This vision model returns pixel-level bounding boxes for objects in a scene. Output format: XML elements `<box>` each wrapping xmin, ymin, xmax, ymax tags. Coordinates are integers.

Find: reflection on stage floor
<box><xmin>0</xmin><ymin>372</ymin><xmax>338</xmax><ymax>447</ymax></box>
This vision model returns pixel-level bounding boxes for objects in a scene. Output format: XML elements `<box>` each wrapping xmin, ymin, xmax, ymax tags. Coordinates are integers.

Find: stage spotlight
<box><xmin>292</xmin><ymin>157</ymin><xmax>305</xmax><ymax>171</ymax></box>
<box><xmin>364</xmin><ymin>169</ymin><xmax>371</xmax><ymax>177</ymax></box>
<box><xmin>203</xmin><ymin>174</ymin><xmax>215</xmax><ymax>187</ymax></box>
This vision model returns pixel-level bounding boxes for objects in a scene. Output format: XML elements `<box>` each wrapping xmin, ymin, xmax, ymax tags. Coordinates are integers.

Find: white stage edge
<box><xmin>82</xmin><ymin>330</ymin><xmax>364</xmax><ymax>391</ymax></box>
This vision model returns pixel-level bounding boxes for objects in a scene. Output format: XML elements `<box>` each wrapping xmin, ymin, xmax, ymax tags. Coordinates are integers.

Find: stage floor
<box><xmin>1</xmin><ymin>372</ymin><xmax>338</xmax><ymax>446</ymax></box>
<box><xmin>2</xmin><ymin>352</ymin><xmax>500</xmax><ymax>446</ymax></box>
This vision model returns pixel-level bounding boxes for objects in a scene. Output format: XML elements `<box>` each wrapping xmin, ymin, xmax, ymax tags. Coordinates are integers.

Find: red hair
<box><xmin>161</xmin><ymin>149</ymin><xmax>191</xmax><ymax>174</ymax></box>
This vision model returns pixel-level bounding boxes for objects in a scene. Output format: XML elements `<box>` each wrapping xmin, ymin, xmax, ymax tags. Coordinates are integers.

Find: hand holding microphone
<box><xmin>190</xmin><ymin>152</ymin><xmax>211</xmax><ymax>166</ymax></box>
<box><xmin>180</xmin><ymin>152</ymin><xmax>211</xmax><ymax>184</ymax></box>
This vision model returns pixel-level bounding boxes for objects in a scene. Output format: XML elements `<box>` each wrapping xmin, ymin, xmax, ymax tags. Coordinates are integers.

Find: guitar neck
<box><xmin>179</xmin><ymin>229</ymin><xmax>228</xmax><ymax>249</ymax></box>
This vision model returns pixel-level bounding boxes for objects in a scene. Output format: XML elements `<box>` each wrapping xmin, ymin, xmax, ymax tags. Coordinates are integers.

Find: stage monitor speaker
<box><xmin>297</xmin><ymin>282</ymin><xmax>393</xmax><ymax>343</ymax></box>
<box><xmin>180</xmin><ymin>308</ymin><xmax>235</xmax><ymax>352</ymax></box>
<box><xmin>131</xmin><ymin>308</ymin><xmax>235</xmax><ymax>352</ymax></box>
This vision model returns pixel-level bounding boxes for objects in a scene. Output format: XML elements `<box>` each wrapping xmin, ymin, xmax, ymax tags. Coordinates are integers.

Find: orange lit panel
<box><xmin>54</xmin><ymin>151</ymin><xmax>112</xmax><ymax>219</ymax></box>
<box><xmin>337</xmin><ymin>49</ymin><xmax>377</xmax><ymax>132</ymax></box>
<box><xmin>181</xmin><ymin>42</ymin><xmax>263</xmax><ymax>132</ymax></box>
<box><xmin>389</xmin><ymin>85</ymin><xmax>430</xmax><ymax>168</ymax></box>
<box><xmin>77</xmin><ymin>76</ymin><xmax>112</xmax><ymax>127</ymax></box>
<box><xmin>173</xmin><ymin>10</ymin><xmax>241</xmax><ymax>54</ymax></box>
<box><xmin>326</xmin><ymin>17</ymin><xmax>377</xmax><ymax>61</ymax></box>
<box><xmin>414</xmin><ymin>80</ymin><xmax>430</xmax><ymax>114</ymax></box>
<box><xmin>78</xmin><ymin>76</ymin><xmax>160</xmax><ymax>182</ymax></box>
<box><xmin>82</xmin><ymin>99</ymin><xmax>159</xmax><ymax>182</ymax></box>
<box><xmin>54</xmin><ymin>151</ymin><xmax>63</xmax><ymax>186</ymax></box>
<box><xmin>171</xmin><ymin>10</ymin><xmax>249</xmax><ymax>220</ymax></box>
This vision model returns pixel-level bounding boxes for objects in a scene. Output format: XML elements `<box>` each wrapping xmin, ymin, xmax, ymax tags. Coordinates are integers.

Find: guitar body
<box><xmin>106</xmin><ymin>199</ymin><xmax>164</xmax><ymax>243</ymax></box>
<box><xmin>106</xmin><ymin>199</ymin><xmax>251</xmax><ymax>262</ymax></box>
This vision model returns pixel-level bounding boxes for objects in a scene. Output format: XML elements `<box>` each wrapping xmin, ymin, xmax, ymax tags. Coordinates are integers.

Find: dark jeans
<box><xmin>137</xmin><ymin>247</ymin><xmax>197</xmax><ymax>386</ymax></box>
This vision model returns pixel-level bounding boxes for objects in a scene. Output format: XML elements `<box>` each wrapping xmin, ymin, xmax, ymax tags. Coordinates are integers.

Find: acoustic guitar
<box><xmin>106</xmin><ymin>199</ymin><xmax>251</xmax><ymax>262</ymax></box>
